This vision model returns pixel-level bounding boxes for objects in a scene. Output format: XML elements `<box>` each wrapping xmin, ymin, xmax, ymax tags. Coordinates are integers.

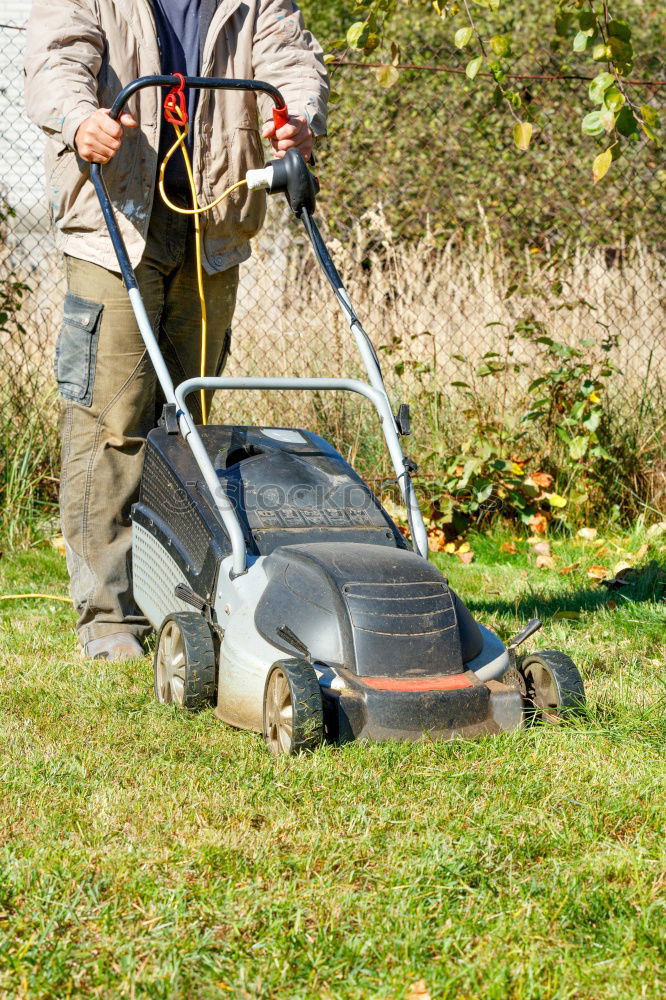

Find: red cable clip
<box><xmin>164</xmin><ymin>72</ymin><xmax>188</xmax><ymax>126</ymax></box>
<box><xmin>272</xmin><ymin>105</ymin><xmax>290</xmax><ymax>130</ymax></box>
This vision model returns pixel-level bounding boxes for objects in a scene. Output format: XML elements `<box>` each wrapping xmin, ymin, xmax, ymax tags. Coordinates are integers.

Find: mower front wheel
<box><xmin>263</xmin><ymin>659</ymin><xmax>324</xmax><ymax>756</ymax></box>
<box><xmin>154</xmin><ymin>612</ymin><xmax>217</xmax><ymax>712</ymax></box>
<box><xmin>517</xmin><ymin>650</ymin><xmax>586</xmax><ymax>723</ymax></box>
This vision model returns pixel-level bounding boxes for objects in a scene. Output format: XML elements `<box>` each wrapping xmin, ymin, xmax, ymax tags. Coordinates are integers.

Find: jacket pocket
<box><xmin>229</xmin><ymin>126</ymin><xmax>267</xmax><ymax>238</ymax></box>
<box><xmin>54</xmin><ymin>293</ymin><xmax>104</xmax><ymax>406</ymax></box>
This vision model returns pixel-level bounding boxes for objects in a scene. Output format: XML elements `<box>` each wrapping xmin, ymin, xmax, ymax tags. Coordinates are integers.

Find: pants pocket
<box><xmin>54</xmin><ymin>292</ymin><xmax>104</xmax><ymax>406</ymax></box>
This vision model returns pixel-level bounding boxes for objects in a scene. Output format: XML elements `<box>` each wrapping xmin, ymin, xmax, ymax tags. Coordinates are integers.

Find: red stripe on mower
<box><xmin>361</xmin><ymin>674</ymin><xmax>473</xmax><ymax>693</ymax></box>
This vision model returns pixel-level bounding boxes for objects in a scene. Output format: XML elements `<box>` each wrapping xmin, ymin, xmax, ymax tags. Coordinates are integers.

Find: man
<box><xmin>25</xmin><ymin>0</ymin><xmax>328</xmax><ymax>660</ymax></box>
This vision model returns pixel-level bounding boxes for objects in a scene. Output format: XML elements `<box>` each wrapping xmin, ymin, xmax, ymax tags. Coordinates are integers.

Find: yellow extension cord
<box><xmin>0</xmin><ymin>110</ymin><xmax>244</xmax><ymax>606</ymax></box>
<box><xmin>0</xmin><ymin>593</ymin><xmax>72</xmax><ymax>603</ymax></box>
<box><xmin>158</xmin><ymin>105</ymin><xmax>247</xmax><ymax>426</ymax></box>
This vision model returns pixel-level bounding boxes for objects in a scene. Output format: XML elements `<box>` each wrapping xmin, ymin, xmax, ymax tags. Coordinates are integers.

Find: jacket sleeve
<box><xmin>24</xmin><ymin>0</ymin><xmax>104</xmax><ymax>150</ymax></box>
<box><xmin>252</xmin><ymin>0</ymin><xmax>329</xmax><ymax>135</ymax></box>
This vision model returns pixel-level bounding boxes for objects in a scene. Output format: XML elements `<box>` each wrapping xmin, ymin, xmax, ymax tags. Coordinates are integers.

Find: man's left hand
<box><xmin>261</xmin><ymin>114</ymin><xmax>313</xmax><ymax>161</ymax></box>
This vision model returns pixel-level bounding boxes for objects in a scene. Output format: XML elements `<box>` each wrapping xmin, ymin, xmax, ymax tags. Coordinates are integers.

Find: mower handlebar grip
<box><xmin>107</xmin><ymin>74</ymin><xmax>287</xmax><ymax>120</ymax></box>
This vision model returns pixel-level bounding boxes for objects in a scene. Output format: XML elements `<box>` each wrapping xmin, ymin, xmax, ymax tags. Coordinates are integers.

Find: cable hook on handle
<box><xmin>163</xmin><ymin>72</ymin><xmax>188</xmax><ymax>127</ymax></box>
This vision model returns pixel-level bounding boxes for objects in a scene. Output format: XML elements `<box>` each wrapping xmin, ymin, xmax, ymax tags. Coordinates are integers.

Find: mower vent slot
<box><xmin>344</xmin><ymin>581</ymin><xmax>457</xmax><ymax>636</ymax></box>
<box><xmin>141</xmin><ymin>446</ymin><xmax>210</xmax><ymax>573</ymax></box>
<box><xmin>133</xmin><ymin>521</ymin><xmax>195</xmax><ymax>626</ymax></box>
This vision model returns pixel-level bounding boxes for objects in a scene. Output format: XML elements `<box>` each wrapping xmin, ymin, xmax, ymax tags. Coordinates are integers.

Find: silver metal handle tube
<box><xmin>300</xmin><ymin>212</ymin><xmax>430</xmax><ymax>559</ymax></box>
<box><xmin>174</xmin><ymin>376</ymin><xmax>430</xmax><ymax>562</ymax></box>
<box><xmin>127</xmin><ymin>288</ymin><xmax>176</xmax><ymax>404</ymax></box>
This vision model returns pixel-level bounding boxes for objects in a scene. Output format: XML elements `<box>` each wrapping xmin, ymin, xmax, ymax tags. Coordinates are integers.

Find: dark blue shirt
<box><xmin>152</xmin><ymin>0</ymin><xmax>202</xmax><ymax>200</ymax></box>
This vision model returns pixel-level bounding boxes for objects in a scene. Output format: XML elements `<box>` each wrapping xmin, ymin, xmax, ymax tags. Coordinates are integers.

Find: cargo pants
<box><xmin>56</xmin><ymin>200</ymin><xmax>239</xmax><ymax>647</ymax></box>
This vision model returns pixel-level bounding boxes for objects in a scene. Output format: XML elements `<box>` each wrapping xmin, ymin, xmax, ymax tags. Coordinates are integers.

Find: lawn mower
<box><xmin>91</xmin><ymin>76</ymin><xmax>585</xmax><ymax>754</ymax></box>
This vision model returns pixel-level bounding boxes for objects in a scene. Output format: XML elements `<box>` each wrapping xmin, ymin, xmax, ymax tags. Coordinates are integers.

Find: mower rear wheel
<box><xmin>154</xmin><ymin>612</ymin><xmax>216</xmax><ymax>712</ymax></box>
<box><xmin>518</xmin><ymin>650</ymin><xmax>585</xmax><ymax>723</ymax></box>
<box><xmin>263</xmin><ymin>659</ymin><xmax>324</xmax><ymax>756</ymax></box>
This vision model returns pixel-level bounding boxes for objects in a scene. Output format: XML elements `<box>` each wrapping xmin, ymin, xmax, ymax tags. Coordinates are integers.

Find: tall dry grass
<box><xmin>230</xmin><ymin>203</ymin><xmax>665</xmax><ymax>391</ymax></box>
<box><xmin>224</xmin><ymin>205</ymin><xmax>665</xmax><ymax>481</ymax></box>
<box><xmin>1</xmin><ymin>202</ymin><xmax>664</xmax><ymax>538</ymax></box>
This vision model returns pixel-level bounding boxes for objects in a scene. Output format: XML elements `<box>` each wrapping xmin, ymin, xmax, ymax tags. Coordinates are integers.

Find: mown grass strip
<box><xmin>0</xmin><ymin>533</ymin><xmax>664</xmax><ymax>999</ymax></box>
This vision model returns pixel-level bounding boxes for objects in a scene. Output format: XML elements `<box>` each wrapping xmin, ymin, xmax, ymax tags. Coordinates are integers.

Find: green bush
<box><xmin>302</xmin><ymin>0</ymin><xmax>665</xmax><ymax>249</ymax></box>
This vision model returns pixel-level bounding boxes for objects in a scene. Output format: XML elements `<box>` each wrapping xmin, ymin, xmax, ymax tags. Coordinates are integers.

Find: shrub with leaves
<box><xmin>412</xmin><ymin>319</ymin><xmax>619</xmax><ymax>534</ymax></box>
<box><xmin>328</xmin><ymin>0</ymin><xmax>661</xmax><ymax>181</ymax></box>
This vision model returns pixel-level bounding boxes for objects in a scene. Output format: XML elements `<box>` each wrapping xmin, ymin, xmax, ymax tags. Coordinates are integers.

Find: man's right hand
<box><xmin>74</xmin><ymin>108</ymin><xmax>138</xmax><ymax>163</ymax></box>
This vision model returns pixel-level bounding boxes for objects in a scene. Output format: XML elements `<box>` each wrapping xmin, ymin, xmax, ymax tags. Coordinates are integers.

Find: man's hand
<box><xmin>74</xmin><ymin>108</ymin><xmax>138</xmax><ymax>163</ymax></box>
<box><xmin>261</xmin><ymin>114</ymin><xmax>313</xmax><ymax>162</ymax></box>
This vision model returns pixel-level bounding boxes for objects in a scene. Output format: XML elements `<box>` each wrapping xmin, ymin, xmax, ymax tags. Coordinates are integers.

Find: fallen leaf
<box><xmin>500</xmin><ymin>540</ymin><xmax>516</xmax><ymax>554</ymax></box>
<box><xmin>529</xmin><ymin>513</ymin><xmax>549</xmax><ymax>534</ymax></box>
<box><xmin>526</xmin><ymin>536</ymin><xmax>542</xmax><ymax>546</ymax></box>
<box><xmin>607</xmin><ymin>600</ymin><xmax>618</xmax><ymax>611</ymax></box>
<box><xmin>552</xmin><ymin>611</ymin><xmax>581</xmax><ymax>620</ymax></box>
<box><xmin>577</xmin><ymin>527</ymin><xmax>598</xmax><ymax>541</ymax></box>
<box><xmin>545</xmin><ymin>492</ymin><xmax>567</xmax><ymax>508</ymax></box>
<box><xmin>520</xmin><ymin>569</ymin><xmax>528</xmax><ymax>578</ymax></box>
<box><xmin>613</xmin><ymin>560</ymin><xmax>632</xmax><ymax>576</ymax></box>
<box><xmin>444</xmin><ymin>542</ymin><xmax>457</xmax><ymax>554</ymax></box>
<box><xmin>529</xmin><ymin>471</ymin><xmax>554</xmax><ymax>489</ymax></box>
<box><xmin>595</xmin><ymin>546</ymin><xmax>610</xmax><ymax>557</ymax></box>
<box><xmin>457</xmin><ymin>541</ymin><xmax>471</xmax><ymax>554</ymax></box>
<box><xmin>533</xmin><ymin>541</ymin><xmax>551</xmax><ymax>557</ymax></box>
<box><xmin>646</xmin><ymin>521</ymin><xmax>666</xmax><ymax>539</ymax></box>
<box><xmin>593</xmin><ymin>538</ymin><xmax>607</xmax><ymax>548</ymax></box>
<box><xmin>486</xmin><ymin>588</ymin><xmax>500</xmax><ymax>595</ymax></box>
<box><xmin>458</xmin><ymin>551</ymin><xmax>474</xmax><ymax>564</ymax></box>
<box><xmin>49</xmin><ymin>535</ymin><xmax>66</xmax><ymax>556</ymax></box>
<box><xmin>635</xmin><ymin>543</ymin><xmax>649</xmax><ymax>561</ymax></box>
<box><xmin>536</xmin><ymin>554</ymin><xmax>557</xmax><ymax>570</ymax></box>
<box><xmin>559</xmin><ymin>561</ymin><xmax>581</xmax><ymax>575</ymax></box>
<box><xmin>406</xmin><ymin>982</ymin><xmax>431</xmax><ymax>1000</ymax></box>
<box><xmin>587</xmin><ymin>565</ymin><xmax>610</xmax><ymax>581</ymax></box>
<box><xmin>427</xmin><ymin>528</ymin><xmax>447</xmax><ymax>552</ymax></box>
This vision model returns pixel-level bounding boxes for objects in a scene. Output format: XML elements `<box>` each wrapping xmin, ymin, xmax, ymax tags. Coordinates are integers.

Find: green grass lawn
<box><xmin>0</xmin><ymin>528</ymin><xmax>664</xmax><ymax>999</ymax></box>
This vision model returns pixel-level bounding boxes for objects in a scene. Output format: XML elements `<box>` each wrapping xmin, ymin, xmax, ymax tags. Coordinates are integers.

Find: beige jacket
<box><xmin>24</xmin><ymin>0</ymin><xmax>328</xmax><ymax>273</ymax></box>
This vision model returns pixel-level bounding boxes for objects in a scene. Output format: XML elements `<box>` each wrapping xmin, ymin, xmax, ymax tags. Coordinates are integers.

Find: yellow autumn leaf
<box><xmin>588</xmin><ymin>390</ymin><xmax>601</xmax><ymax>403</ymax></box>
<box><xmin>545</xmin><ymin>492</ymin><xmax>567</xmax><ymax>509</ymax></box>
<box><xmin>510</xmin><ymin>462</ymin><xmax>524</xmax><ymax>475</ymax></box>
<box><xmin>375</xmin><ymin>65</ymin><xmax>400</xmax><ymax>88</ymax></box>
<box><xmin>513</xmin><ymin>121</ymin><xmax>533</xmax><ymax>151</ymax></box>
<box><xmin>593</xmin><ymin>147</ymin><xmax>613</xmax><ymax>184</ymax></box>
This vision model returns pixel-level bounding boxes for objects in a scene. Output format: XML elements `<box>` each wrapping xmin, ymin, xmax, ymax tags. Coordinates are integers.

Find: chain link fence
<box><xmin>1</xmin><ymin>20</ymin><xmax>664</xmax><ymax>489</ymax></box>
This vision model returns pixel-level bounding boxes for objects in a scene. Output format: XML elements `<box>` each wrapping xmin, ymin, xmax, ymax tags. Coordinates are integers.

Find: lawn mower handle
<box><xmin>89</xmin><ymin>77</ymin><xmax>430</xmax><ymax>573</ymax></box>
<box><xmin>91</xmin><ymin>75</ymin><xmax>287</xmax><ymax>295</ymax></box>
<box><xmin>104</xmin><ymin>74</ymin><xmax>286</xmax><ymax>121</ymax></box>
